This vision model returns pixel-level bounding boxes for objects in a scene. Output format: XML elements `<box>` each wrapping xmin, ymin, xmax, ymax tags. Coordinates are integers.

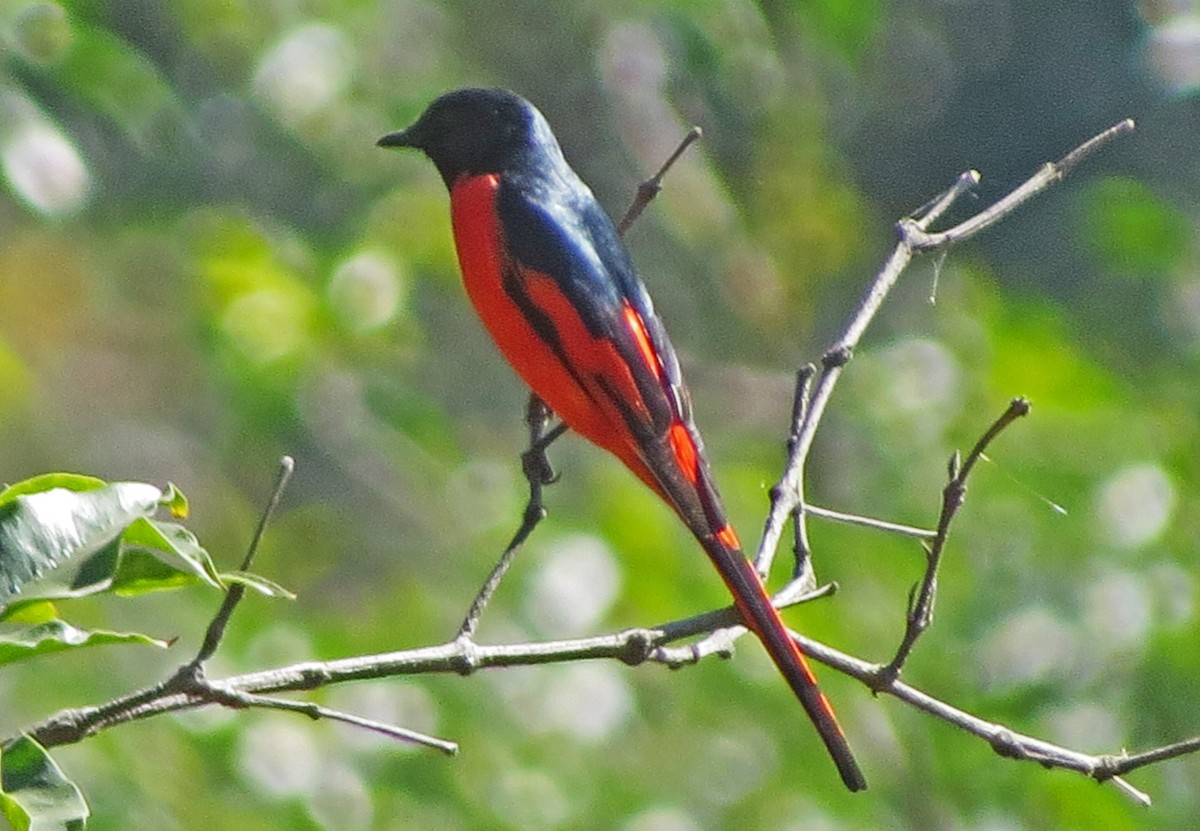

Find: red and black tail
<box><xmin>699</xmin><ymin>529</ymin><xmax>866</xmax><ymax>791</ymax></box>
<box><xmin>574</xmin><ymin>293</ymin><xmax>865</xmax><ymax>788</ymax></box>
<box><xmin>631</xmin><ymin>409</ymin><xmax>866</xmax><ymax>790</ymax></box>
<box><xmin>700</xmin><ymin>525</ymin><xmax>868</xmax><ymax>792</ymax></box>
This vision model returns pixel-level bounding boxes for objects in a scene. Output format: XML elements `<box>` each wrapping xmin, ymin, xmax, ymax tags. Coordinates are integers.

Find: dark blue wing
<box><xmin>495</xmin><ymin>169</ymin><xmax>687</xmax><ymax>434</ymax></box>
<box><xmin>494</xmin><ymin>165</ymin><xmax>731</xmax><ymax>540</ymax></box>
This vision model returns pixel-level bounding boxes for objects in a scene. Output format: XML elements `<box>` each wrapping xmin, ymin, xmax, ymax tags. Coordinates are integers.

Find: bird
<box><xmin>378</xmin><ymin>87</ymin><xmax>865</xmax><ymax>791</ymax></box>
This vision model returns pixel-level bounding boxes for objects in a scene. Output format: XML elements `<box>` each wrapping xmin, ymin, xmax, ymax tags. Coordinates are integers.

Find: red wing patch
<box><xmin>668</xmin><ymin>422</ymin><xmax>698</xmax><ymax>485</ymax></box>
<box><xmin>625</xmin><ymin>304</ymin><xmax>702</xmax><ymax>487</ymax></box>
<box><xmin>449</xmin><ymin>173</ymin><xmax>662</xmax><ymax>494</ymax></box>
<box><xmin>622</xmin><ymin>303</ymin><xmax>663</xmax><ymax>384</ymax></box>
<box><xmin>715</xmin><ymin>523</ymin><xmax>740</xmax><ymax>550</ymax></box>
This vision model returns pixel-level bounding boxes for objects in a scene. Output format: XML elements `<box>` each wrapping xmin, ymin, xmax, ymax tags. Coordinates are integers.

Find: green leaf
<box><xmin>106</xmin><ymin>549</ymin><xmax>204</xmax><ymax>596</ymax></box>
<box><xmin>0</xmin><ymin>620</ymin><xmax>167</xmax><ymax>667</ymax></box>
<box><xmin>0</xmin><ymin>541</ymin><xmax>122</xmax><ymax>623</ymax></box>
<box><xmin>67</xmin><ymin>539</ymin><xmax>121</xmax><ymax>594</ymax></box>
<box><xmin>0</xmin><ymin>601</ymin><xmax>57</xmax><ymax>625</ymax></box>
<box><xmin>0</xmin><ymin>737</ymin><xmax>88</xmax><ymax>831</ymax></box>
<box><xmin>220</xmin><ymin>570</ymin><xmax>296</xmax><ymax>600</ymax></box>
<box><xmin>0</xmin><ymin>476</ymin><xmax>106</xmax><ymax>507</ymax></box>
<box><xmin>119</xmin><ymin>518</ymin><xmax>222</xmax><ymax>589</ymax></box>
<box><xmin>1</xmin><ymin>516</ymin><xmax>224</xmax><ymax>614</ymax></box>
<box><xmin>0</xmin><ymin>593</ymin><xmax>84</xmax><ymax>625</ymax></box>
<box><xmin>0</xmin><ymin>482</ymin><xmax>163</xmax><ymax>606</ymax></box>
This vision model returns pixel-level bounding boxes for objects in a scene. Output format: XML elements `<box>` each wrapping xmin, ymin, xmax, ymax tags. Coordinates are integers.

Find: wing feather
<box><xmin>497</xmin><ymin>173</ymin><xmax>731</xmax><ymax>540</ymax></box>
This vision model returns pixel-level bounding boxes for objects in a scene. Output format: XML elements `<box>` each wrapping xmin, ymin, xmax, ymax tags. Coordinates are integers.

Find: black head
<box><xmin>377</xmin><ymin>88</ymin><xmax>553</xmax><ymax>187</ymax></box>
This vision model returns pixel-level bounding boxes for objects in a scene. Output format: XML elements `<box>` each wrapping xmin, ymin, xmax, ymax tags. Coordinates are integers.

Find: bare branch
<box><xmin>876</xmin><ymin>398</ymin><xmax>1031</xmax><ymax>683</ymax></box>
<box><xmin>802</xmin><ymin>504</ymin><xmax>937</xmax><ymax>540</ymax></box>
<box><xmin>900</xmin><ymin>119</ymin><xmax>1135</xmax><ymax>251</ymax></box>
<box><xmin>457</xmin><ymin>395</ymin><xmax>562</xmax><ymax>640</ymax></box>
<box><xmin>225</xmin><ymin>690</ymin><xmax>459</xmax><ymax>755</ymax></box>
<box><xmin>758</xmin><ymin>120</ymin><xmax>1134</xmax><ymax>579</ymax></box>
<box><xmin>1110</xmin><ymin>736</ymin><xmax>1200</xmax><ymax>779</ymax></box>
<box><xmin>616</xmin><ymin>126</ymin><xmax>703</xmax><ymax>235</ymax></box>
<box><xmin>655</xmin><ymin>578</ymin><xmax>839</xmax><ymax>669</ymax></box>
<box><xmin>16</xmin><ymin>602</ymin><xmax>1191</xmax><ymax>805</ymax></box>
<box><xmin>194</xmin><ymin>455</ymin><xmax>294</xmax><ymax>665</ymax></box>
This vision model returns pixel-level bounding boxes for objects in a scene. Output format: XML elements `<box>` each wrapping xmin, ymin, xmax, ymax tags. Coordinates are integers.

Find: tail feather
<box><xmin>700</xmin><ymin>533</ymin><xmax>867</xmax><ymax>792</ymax></box>
<box><xmin>616</xmin><ymin>379</ymin><xmax>865</xmax><ymax>788</ymax></box>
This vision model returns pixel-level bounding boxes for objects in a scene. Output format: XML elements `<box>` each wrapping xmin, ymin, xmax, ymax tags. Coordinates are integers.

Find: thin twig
<box><xmin>457</xmin><ymin>396</ymin><xmax>560</xmax><ymax>640</ymax></box>
<box><xmin>802</xmin><ymin>504</ymin><xmax>937</xmax><ymax>539</ymax></box>
<box><xmin>1109</xmin><ymin>736</ymin><xmax>1200</xmax><ymax>778</ymax></box>
<box><xmin>655</xmin><ymin>578</ymin><xmax>839</xmax><ymax>668</ymax></box>
<box><xmin>616</xmin><ymin>126</ymin><xmax>703</xmax><ymax>235</ymax></box>
<box><xmin>227</xmin><ymin>690</ymin><xmax>459</xmax><ymax>755</ymax></box>
<box><xmin>876</xmin><ymin>398</ymin><xmax>1031</xmax><ymax>684</ymax></box>
<box><xmin>783</xmin><ymin>366</ymin><xmax>816</xmax><ymax>586</ymax></box>
<box><xmin>757</xmin><ymin>239</ymin><xmax>915</xmax><ymax>576</ymax></box>
<box><xmin>900</xmin><ymin>119</ymin><xmax>1134</xmax><ymax>251</ymax></box>
<box><xmin>193</xmin><ymin>456</ymin><xmax>294</xmax><ymax>665</ymax></box>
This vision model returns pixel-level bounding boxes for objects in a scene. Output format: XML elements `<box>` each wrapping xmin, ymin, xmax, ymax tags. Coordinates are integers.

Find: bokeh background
<box><xmin>2</xmin><ymin>1</ymin><xmax>1200</xmax><ymax>829</ymax></box>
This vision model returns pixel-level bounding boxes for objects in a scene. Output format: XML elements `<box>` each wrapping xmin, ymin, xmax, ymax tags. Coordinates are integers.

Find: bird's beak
<box><xmin>376</xmin><ymin>128</ymin><xmax>414</xmax><ymax>148</ymax></box>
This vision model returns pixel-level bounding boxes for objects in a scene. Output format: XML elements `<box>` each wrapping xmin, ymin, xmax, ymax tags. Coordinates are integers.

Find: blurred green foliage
<box><xmin>1</xmin><ymin>1</ymin><xmax>1199</xmax><ymax>829</ymax></box>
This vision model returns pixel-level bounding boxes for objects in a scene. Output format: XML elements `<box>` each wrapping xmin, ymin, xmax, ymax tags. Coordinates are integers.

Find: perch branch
<box><xmin>456</xmin><ymin>394</ymin><xmax>563</xmax><ymax>640</ymax></box>
<box><xmin>16</xmin><ymin>597</ymin><xmax>1190</xmax><ymax>804</ymax></box>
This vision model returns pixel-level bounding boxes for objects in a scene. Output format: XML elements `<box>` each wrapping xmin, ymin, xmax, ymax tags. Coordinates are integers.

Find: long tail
<box><xmin>617</xmin><ymin>425</ymin><xmax>866</xmax><ymax>788</ymax></box>
<box><xmin>700</xmin><ymin>528</ymin><xmax>867</xmax><ymax>792</ymax></box>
